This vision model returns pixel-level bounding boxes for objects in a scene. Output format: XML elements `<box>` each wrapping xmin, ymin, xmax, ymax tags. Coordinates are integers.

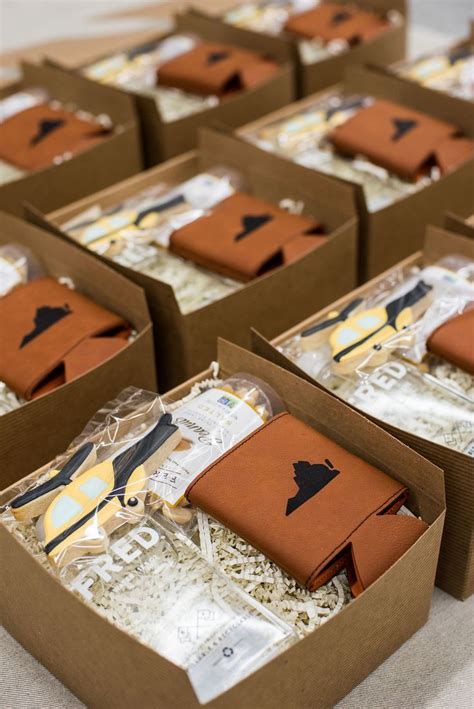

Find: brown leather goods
<box><xmin>329</xmin><ymin>99</ymin><xmax>474</xmax><ymax>181</ymax></box>
<box><xmin>284</xmin><ymin>3</ymin><xmax>388</xmax><ymax>44</ymax></box>
<box><xmin>170</xmin><ymin>192</ymin><xmax>326</xmax><ymax>282</ymax></box>
<box><xmin>187</xmin><ymin>412</ymin><xmax>428</xmax><ymax>596</ymax></box>
<box><xmin>0</xmin><ymin>277</ymin><xmax>129</xmax><ymax>399</ymax></box>
<box><xmin>157</xmin><ymin>42</ymin><xmax>279</xmax><ymax>97</ymax></box>
<box><xmin>427</xmin><ymin>307</ymin><xmax>474</xmax><ymax>375</ymax></box>
<box><xmin>0</xmin><ymin>103</ymin><xmax>111</xmax><ymax>172</ymax></box>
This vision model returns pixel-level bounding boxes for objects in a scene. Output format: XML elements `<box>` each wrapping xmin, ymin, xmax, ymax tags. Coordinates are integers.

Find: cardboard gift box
<box><xmin>59</xmin><ymin>10</ymin><xmax>295</xmax><ymax>166</ymax></box>
<box><xmin>0</xmin><ymin>61</ymin><xmax>142</xmax><ymax>217</ymax></box>
<box><xmin>0</xmin><ymin>211</ymin><xmax>156</xmax><ymax>490</ymax></box>
<box><xmin>251</xmin><ymin>224</ymin><xmax>474</xmax><ymax>600</ymax></box>
<box><xmin>190</xmin><ymin>0</ymin><xmax>407</xmax><ymax>97</ymax></box>
<box><xmin>27</xmin><ymin>126</ymin><xmax>358</xmax><ymax>391</ymax></box>
<box><xmin>0</xmin><ymin>340</ymin><xmax>445</xmax><ymax>707</ymax></box>
<box><xmin>237</xmin><ymin>64</ymin><xmax>474</xmax><ymax>281</ymax></box>
<box><xmin>444</xmin><ymin>210</ymin><xmax>474</xmax><ymax>240</ymax></box>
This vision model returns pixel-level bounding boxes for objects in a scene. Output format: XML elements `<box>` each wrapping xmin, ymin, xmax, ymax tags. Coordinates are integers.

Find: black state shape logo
<box><xmin>286</xmin><ymin>459</ymin><xmax>340</xmax><ymax>516</ymax></box>
<box><xmin>234</xmin><ymin>213</ymin><xmax>273</xmax><ymax>241</ymax></box>
<box><xmin>330</xmin><ymin>10</ymin><xmax>352</xmax><ymax>25</ymax></box>
<box><xmin>30</xmin><ymin>118</ymin><xmax>66</xmax><ymax>146</ymax></box>
<box><xmin>207</xmin><ymin>51</ymin><xmax>230</xmax><ymax>65</ymax></box>
<box><xmin>20</xmin><ymin>304</ymin><xmax>72</xmax><ymax>348</ymax></box>
<box><xmin>391</xmin><ymin>118</ymin><xmax>418</xmax><ymax>142</ymax></box>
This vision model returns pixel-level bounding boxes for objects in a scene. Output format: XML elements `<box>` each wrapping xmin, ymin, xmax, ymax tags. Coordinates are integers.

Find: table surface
<box><xmin>1</xmin><ymin>1</ymin><xmax>473</xmax><ymax>706</ymax></box>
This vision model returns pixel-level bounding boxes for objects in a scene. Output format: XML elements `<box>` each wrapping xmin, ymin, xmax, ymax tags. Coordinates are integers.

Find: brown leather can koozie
<box><xmin>0</xmin><ymin>277</ymin><xmax>128</xmax><ymax>399</ymax></box>
<box><xmin>157</xmin><ymin>41</ymin><xmax>279</xmax><ymax>97</ymax></box>
<box><xmin>187</xmin><ymin>412</ymin><xmax>428</xmax><ymax>596</ymax></box>
<box><xmin>328</xmin><ymin>99</ymin><xmax>474</xmax><ymax>181</ymax></box>
<box><xmin>170</xmin><ymin>192</ymin><xmax>325</xmax><ymax>282</ymax></box>
<box><xmin>284</xmin><ymin>3</ymin><xmax>388</xmax><ymax>43</ymax></box>
<box><xmin>0</xmin><ymin>103</ymin><xmax>111</xmax><ymax>172</ymax></box>
<box><xmin>427</xmin><ymin>308</ymin><xmax>474</xmax><ymax>375</ymax></box>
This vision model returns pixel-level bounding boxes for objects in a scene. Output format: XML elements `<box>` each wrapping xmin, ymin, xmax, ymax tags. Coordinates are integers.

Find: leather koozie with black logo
<box><xmin>186</xmin><ymin>412</ymin><xmax>428</xmax><ymax>596</ymax></box>
<box><xmin>158</xmin><ymin>42</ymin><xmax>278</xmax><ymax>97</ymax></box>
<box><xmin>329</xmin><ymin>99</ymin><xmax>474</xmax><ymax>181</ymax></box>
<box><xmin>170</xmin><ymin>193</ymin><xmax>325</xmax><ymax>282</ymax></box>
<box><xmin>0</xmin><ymin>103</ymin><xmax>110</xmax><ymax>172</ymax></box>
<box><xmin>0</xmin><ymin>277</ymin><xmax>128</xmax><ymax>400</ymax></box>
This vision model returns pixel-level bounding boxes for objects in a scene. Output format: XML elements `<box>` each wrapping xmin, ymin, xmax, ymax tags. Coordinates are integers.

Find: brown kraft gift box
<box><xmin>237</xmin><ymin>64</ymin><xmax>474</xmax><ymax>281</ymax></box>
<box><xmin>0</xmin><ymin>61</ymin><xmax>142</xmax><ymax>217</ymax></box>
<box><xmin>444</xmin><ymin>210</ymin><xmax>474</xmax><ymax>240</ymax></box>
<box><xmin>251</xmin><ymin>225</ymin><xmax>474</xmax><ymax>600</ymax></box>
<box><xmin>0</xmin><ymin>341</ymin><xmax>445</xmax><ymax>708</ymax></box>
<box><xmin>0</xmin><ymin>211</ymin><xmax>156</xmax><ymax>490</ymax></box>
<box><xmin>59</xmin><ymin>9</ymin><xmax>295</xmax><ymax>166</ymax></box>
<box><xmin>191</xmin><ymin>0</ymin><xmax>407</xmax><ymax>97</ymax></box>
<box><xmin>28</xmin><ymin>126</ymin><xmax>358</xmax><ymax>391</ymax></box>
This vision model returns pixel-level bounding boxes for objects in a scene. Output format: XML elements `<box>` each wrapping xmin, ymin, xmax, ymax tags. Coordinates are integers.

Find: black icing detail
<box><xmin>286</xmin><ymin>459</ymin><xmax>340</xmax><ymax>516</ymax></box>
<box><xmin>234</xmin><ymin>213</ymin><xmax>273</xmax><ymax>241</ymax></box>
<box><xmin>11</xmin><ymin>442</ymin><xmax>94</xmax><ymax>510</ymax></box>
<box><xmin>44</xmin><ymin>413</ymin><xmax>178</xmax><ymax>555</ymax></box>
<box><xmin>30</xmin><ymin>118</ymin><xmax>66</xmax><ymax>146</ymax></box>
<box><xmin>333</xmin><ymin>280</ymin><xmax>432</xmax><ymax>363</ymax></box>
<box><xmin>301</xmin><ymin>298</ymin><xmax>364</xmax><ymax>339</ymax></box>
<box><xmin>391</xmin><ymin>118</ymin><xmax>418</xmax><ymax>142</ymax></box>
<box><xmin>207</xmin><ymin>51</ymin><xmax>230</xmax><ymax>65</ymax></box>
<box><xmin>20</xmin><ymin>304</ymin><xmax>72</xmax><ymax>348</ymax></box>
<box><xmin>127</xmin><ymin>497</ymin><xmax>139</xmax><ymax>507</ymax></box>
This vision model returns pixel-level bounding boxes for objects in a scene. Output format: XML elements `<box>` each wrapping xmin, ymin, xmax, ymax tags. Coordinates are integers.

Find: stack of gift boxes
<box><xmin>0</xmin><ymin>3</ymin><xmax>473</xmax><ymax>707</ymax></box>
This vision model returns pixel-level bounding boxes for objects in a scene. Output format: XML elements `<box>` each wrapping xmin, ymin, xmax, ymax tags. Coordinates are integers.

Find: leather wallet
<box><xmin>158</xmin><ymin>41</ymin><xmax>279</xmax><ymax>97</ymax></box>
<box><xmin>187</xmin><ymin>412</ymin><xmax>428</xmax><ymax>596</ymax></box>
<box><xmin>0</xmin><ymin>103</ymin><xmax>111</xmax><ymax>172</ymax></box>
<box><xmin>284</xmin><ymin>3</ymin><xmax>388</xmax><ymax>44</ymax></box>
<box><xmin>0</xmin><ymin>277</ymin><xmax>129</xmax><ymax>399</ymax></box>
<box><xmin>329</xmin><ymin>99</ymin><xmax>474</xmax><ymax>181</ymax></box>
<box><xmin>427</xmin><ymin>307</ymin><xmax>474</xmax><ymax>375</ymax></box>
<box><xmin>170</xmin><ymin>192</ymin><xmax>325</xmax><ymax>281</ymax></box>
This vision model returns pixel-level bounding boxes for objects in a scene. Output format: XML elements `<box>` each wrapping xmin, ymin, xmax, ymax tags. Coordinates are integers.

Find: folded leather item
<box><xmin>329</xmin><ymin>99</ymin><xmax>474</xmax><ymax>181</ymax></box>
<box><xmin>187</xmin><ymin>412</ymin><xmax>428</xmax><ymax>596</ymax></box>
<box><xmin>0</xmin><ymin>277</ymin><xmax>129</xmax><ymax>399</ymax></box>
<box><xmin>427</xmin><ymin>307</ymin><xmax>474</xmax><ymax>375</ymax></box>
<box><xmin>170</xmin><ymin>192</ymin><xmax>325</xmax><ymax>281</ymax></box>
<box><xmin>157</xmin><ymin>42</ymin><xmax>279</xmax><ymax>97</ymax></box>
<box><xmin>0</xmin><ymin>103</ymin><xmax>111</xmax><ymax>172</ymax></box>
<box><xmin>284</xmin><ymin>2</ymin><xmax>388</xmax><ymax>44</ymax></box>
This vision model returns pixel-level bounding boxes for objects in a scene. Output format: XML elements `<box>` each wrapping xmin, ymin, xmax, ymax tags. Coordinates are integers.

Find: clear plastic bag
<box><xmin>0</xmin><ymin>243</ymin><xmax>43</xmax><ymax>297</ymax></box>
<box><xmin>395</xmin><ymin>44</ymin><xmax>474</xmax><ymax>101</ymax></box>
<box><xmin>279</xmin><ymin>255</ymin><xmax>474</xmax><ymax>454</ymax></box>
<box><xmin>61</xmin><ymin>168</ymin><xmax>245</xmax><ymax>314</ymax></box>
<box><xmin>224</xmin><ymin>0</ymin><xmax>317</xmax><ymax>35</ymax></box>
<box><xmin>2</xmin><ymin>385</ymin><xmax>294</xmax><ymax>703</ymax></box>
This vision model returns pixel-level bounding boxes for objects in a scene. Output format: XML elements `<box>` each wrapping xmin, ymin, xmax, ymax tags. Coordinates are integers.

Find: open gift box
<box><xmin>237</xmin><ymin>64</ymin><xmax>474</xmax><ymax>280</ymax></box>
<box><xmin>0</xmin><ymin>340</ymin><xmax>445</xmax><ymax>707</ymax></box>
<box><xmin>0</xmin><ymin>61</ymin><xmax>142</xmax><ymax>217</ymax></box>
<box><xmin>0</xmin><ymin>211</ymin><xmax>156</xmax><ymax>490</ymax></box>
<box><xmin>55</xmin><ymin>10</ymin><xmax>295</xmax><ymax>166</ymax></box>
<box><xmin>190</xmin><ymin>0</ymin><xmax>407</xmax><ymax>97</ymax></box>
<box><xmin>251</xmin><ymin>224</ymin><xmax>474</xmax><ymax>600</ymax></box>
<box><xmin>26</xmin><ymin>126</ymin><xmax>358</xmax><ymax>391</ymax></box>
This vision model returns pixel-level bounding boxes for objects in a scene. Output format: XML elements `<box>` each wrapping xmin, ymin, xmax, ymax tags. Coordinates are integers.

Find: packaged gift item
<box><xmin>0</xmin><ymin>211</ymin><xmax>156</xmax><ymax>490</ymax></box>
<box><xmin>392</xmin><ymin>34</ymin><xmax>474</xmax><ymax>101</ymax></box>
<box><xmin>252</xmin><ymin>224</ymin><xmax>474</xmax><ymax>598</ymax></box>
<box><xmin>0</xmin><ymin>342</ymin><xmax>445</xmax><ymax>707</ymax></box>
<box><xmin>0</xmin><ymin>61</ymin><xmax>141</xmax><ymax>216</ymax></box>
<box><xmin>73</xmin><ymin>10</ymin><xmax>293</xmax><ymax>164</ymax></box>
<box><xmin>33</xmin><ymin>126</ymin><xmax>357</xmax><ymax>390</ymax></box>
<box><xmin>205</xmin><ymin>0</ymin><xmax>407</xmax><ymax>97</ymax></box>
<box><xmin>239</xmin><ymin>65</ymin><xmax>474</xmax><ymax>277</ymax></box>
<box><xmin>2</xmin><ymin>386</ymin><xmax>293</xmax><ymax>703</ymax></box>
